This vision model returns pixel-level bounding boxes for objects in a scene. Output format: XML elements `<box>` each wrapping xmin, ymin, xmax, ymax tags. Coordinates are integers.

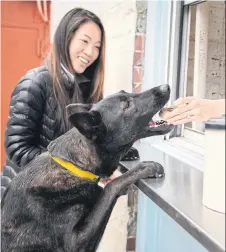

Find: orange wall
<box><xmin>1</xmin><ymin>1</ymin><xmax>50</xmax><ymax>168</ymax></box>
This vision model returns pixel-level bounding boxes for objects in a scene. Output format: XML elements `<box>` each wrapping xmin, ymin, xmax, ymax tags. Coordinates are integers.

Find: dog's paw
<box><xmin>138</xmin><ymin>161</ymin><xmax>165</xmax><ymax>179</ymax></box>
<box><xmin>120</xmin><ymin>147</ymin><xmax>140</xmax><ymax>161</ymax></box>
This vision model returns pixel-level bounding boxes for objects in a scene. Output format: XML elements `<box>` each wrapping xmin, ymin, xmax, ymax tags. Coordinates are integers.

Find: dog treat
<box><xmin>159</xmin><ymin>106</ymin><xmax>175</xmax><ymax>119</ymax></box>
<box><xmin>164</xmin><ymin>107</ymin><xmax>175</xmax><ymax>111</ymax></box>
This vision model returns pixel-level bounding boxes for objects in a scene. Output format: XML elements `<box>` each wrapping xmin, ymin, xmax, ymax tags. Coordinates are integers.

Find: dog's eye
<box><xmin>125</xmin><ymin>100</ymin><xmax>130</xmax><ymax>109</ymax></box>
<box><xmin>120</xmin><ymin>99</ymin><xmax>130</xmax><ymax>110</ymax></box>
<box><xmin>120</xmin><ymin>96</ymin><xmax>131</xmax><ymax>110</ymax></box>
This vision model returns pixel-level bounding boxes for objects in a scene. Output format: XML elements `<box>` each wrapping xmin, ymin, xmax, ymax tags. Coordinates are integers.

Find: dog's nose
<box><xmin>159</xmin><ymin>84</ymin><xmax>170</xmax><ymax>93</ymax></box>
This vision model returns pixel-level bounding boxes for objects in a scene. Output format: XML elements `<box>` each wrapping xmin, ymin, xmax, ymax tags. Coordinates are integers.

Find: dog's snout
<box><xmin>159</xmin><ymin>84</ymin><xmax>170</xmax><ymax>93</ymax></box>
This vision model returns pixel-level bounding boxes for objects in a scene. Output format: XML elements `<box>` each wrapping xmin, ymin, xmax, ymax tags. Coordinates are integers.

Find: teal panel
<box><xmin>136</xmin><ymin>191</ymin><xmax>209</xmax><ymax>252</ymax></box>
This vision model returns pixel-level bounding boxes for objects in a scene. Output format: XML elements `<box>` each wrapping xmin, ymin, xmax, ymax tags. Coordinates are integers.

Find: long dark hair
<box><xmin>47</xmin><ymin>8</ymin><xmax>105</xmax><ymax>132</ymax></box>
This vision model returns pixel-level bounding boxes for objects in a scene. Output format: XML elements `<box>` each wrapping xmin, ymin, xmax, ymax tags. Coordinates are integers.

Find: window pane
<box><xmin>185</xmin><ymin>1</ymin><xmax>225</xmax><ymax>132</ymax></box>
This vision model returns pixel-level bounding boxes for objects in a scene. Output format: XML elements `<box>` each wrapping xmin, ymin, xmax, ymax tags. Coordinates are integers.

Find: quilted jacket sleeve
<box><xmin>4</xmin><ymin>76</ymin><xmax>46</xmax><ymax>168</ymax></box>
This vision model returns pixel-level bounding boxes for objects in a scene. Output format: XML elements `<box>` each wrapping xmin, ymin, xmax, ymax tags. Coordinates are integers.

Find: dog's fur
<box><xmin>1</xmin><ymin>85</ymin><xmax>173</xmax><ymax>252</ymax></box>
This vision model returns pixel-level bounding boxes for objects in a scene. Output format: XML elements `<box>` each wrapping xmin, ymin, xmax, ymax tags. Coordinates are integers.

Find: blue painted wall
<box><xmin>136</xmin><ymin>191</ymin><xmax>208</xmax><ymax>252</ymax></box>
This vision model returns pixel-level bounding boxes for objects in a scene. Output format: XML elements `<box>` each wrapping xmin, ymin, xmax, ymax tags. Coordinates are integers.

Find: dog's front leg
<box><xmin>70</xmin><ymin>161</ymin><xmax>164</xmax><ymax>252</ymax></box>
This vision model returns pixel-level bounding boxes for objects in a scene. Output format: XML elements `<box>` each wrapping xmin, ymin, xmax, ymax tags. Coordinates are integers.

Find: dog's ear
<box><xmin>67</xmin><ymin>105</ymin><xmax>106</xmax><ymax>140</ymax></box>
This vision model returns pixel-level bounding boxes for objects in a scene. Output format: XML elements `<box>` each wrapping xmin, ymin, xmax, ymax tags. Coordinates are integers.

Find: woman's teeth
<box><xmin>78</xmin><ymin>57</ymin><xmax>89</xmax><ymax>64</ymax></box>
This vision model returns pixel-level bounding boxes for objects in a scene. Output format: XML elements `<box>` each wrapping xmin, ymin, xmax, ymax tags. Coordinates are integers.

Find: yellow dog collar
<box><xmin>50</xmin><ymin>155</ymin><xmax>100</xmax><ymax>183</ymax></box>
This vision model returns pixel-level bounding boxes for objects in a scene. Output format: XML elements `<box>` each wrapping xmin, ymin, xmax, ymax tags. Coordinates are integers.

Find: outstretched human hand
<box><xmin>161</xmin><ymin>97</ymin><xmax>225</xmax><ymax>125</ymax></box>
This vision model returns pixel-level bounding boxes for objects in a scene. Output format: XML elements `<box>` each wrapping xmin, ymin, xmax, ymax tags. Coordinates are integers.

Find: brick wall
<box><xmin>133</xmin><ymin>34</ymin><xmax>145</xmax><ymax>94</ymax></box>
<box><xmin>132</xmin><ymin>1</ymin><xmax>147</xmax><ymax>95</ymax></box>
<box><xmin>126</xmin><ymin>2</ymin><xmax>147</xmax><ymax>252</ymax></box>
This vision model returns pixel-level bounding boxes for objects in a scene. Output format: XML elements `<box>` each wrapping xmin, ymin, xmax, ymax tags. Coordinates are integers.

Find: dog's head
<box><xmin>67</xmin><ymin>84</ymin><xmax>173</xmax><ymax>155</ymax></box>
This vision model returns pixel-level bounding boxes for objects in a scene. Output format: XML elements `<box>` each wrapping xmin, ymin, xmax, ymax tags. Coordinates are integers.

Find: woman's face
<box><xmin>69</xmin><ymin>21</ymin><xmax>102</xmax><ymax>74</ymax></box>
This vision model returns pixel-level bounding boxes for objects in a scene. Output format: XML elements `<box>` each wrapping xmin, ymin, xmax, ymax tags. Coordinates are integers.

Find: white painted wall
<box><xmin>50</xmin><ymin>0</ymin><xmax>137</xmax><ymax>97</ymax></box>
<box><xmin>50</xmin><ymin>1</ymin><xmax>137</xmax><ymax>252</ymax></box>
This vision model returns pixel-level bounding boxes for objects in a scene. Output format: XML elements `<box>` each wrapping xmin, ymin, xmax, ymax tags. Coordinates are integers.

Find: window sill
<box><xmin>157</xmin><ymin>137</ymin><xmax>204</xmax><ymax>171</ymax></box>
<box><xmin>140</xmin><ymin>134</ymin><xmax>204</xmax><ymax>172</ymax></box>
<box><xmin>119</xmin><ymin>141</ymin><xmax>225</xmax><ymax>252</ymax></box>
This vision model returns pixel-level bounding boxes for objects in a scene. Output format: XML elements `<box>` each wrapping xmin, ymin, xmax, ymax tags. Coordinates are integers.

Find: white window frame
<box><xmin>166</xmin><ymin>0</ymin><xmax>207</xmax><ymax>158</ymax></box>
<box><xmin>168</xmin><ymin>1</ymin><xmax>217</xmax><ymax>146</ymax></box>
<box><xmin>179</xmin><ymin>1</ymin><xmax>209</xmax><ymax>145</ymax></box>
<box><xmin>164</xmin><ymin>0</ymin><xmax>225</xmax><ymax>162</ymax></box>
<box><xmin>141</xmin><ymin>0</ymin><xmax>208</xmax><ymax>167</ymax></box>
<box><xmin>142</xmin><ymin>0</ymin><xmax>225</xmax><ymax>166</ymax></box>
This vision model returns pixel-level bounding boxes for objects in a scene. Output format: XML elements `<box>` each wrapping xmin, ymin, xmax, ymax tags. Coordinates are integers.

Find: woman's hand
<box><xmin>162</xmin><ymin>97</ymin><xmax>225</xmax><ymax>125</ymax></box>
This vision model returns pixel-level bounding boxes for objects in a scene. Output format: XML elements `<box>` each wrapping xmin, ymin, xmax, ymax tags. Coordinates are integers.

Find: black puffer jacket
<box><xmin>1</xmin><ymin>65</ymin><xmax>92</xmax><ymax>195</ymax></box>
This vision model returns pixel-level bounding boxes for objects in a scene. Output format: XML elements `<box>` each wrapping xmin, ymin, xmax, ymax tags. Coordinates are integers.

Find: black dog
<box><xmin>1</xmin><ymin>84</ymin><xmax>173</xmax><ymax>252</ymax></box>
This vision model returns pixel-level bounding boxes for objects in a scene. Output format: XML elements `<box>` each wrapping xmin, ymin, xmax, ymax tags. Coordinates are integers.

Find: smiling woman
<box><xmin>1</xmin><ymin>8</ymin><xmax>106</xmax><ymax>195</ymax></box>
<box><xmin>69</xmin><ymin>22</ymin><xmax>102</xmax><ymax>73</ymax></box>
<box><xmin>48</xmin><ymin>8</ymin><xmax>106</xmax><ymax>131</ymax></box>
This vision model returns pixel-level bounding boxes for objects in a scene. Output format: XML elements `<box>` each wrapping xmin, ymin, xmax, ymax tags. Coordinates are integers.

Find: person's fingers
<box><xmin>173</xmin><ymin>96</ymin><xmax>196</xmax><ymax>106</ymax></box>
<box><xmin>167</xmin><ymin>114</ymin><xmax>187</xmax><ymax>124</ymax></box>
<box><xmin>163</xmin><ymin>98</ymin><xmax>197</xmax><ymax>120</ymax></box>
<box><xmin>175</xmin><ymin>99</ymin><xmax>198</xmax><ymax>113</ymax></box>
<box><xmin>167</xmin><ymin>108</ymin><xmax>198</xmax><ymax>124</ymax></box>
<box><xmin>169</xmin><ymin>115</ymin><xmax>197</xmax><ymax>125</ymax></box>
<box><xmin>173</xmin><ymin>104</ymin><xmax>192</xmax><ymax>115</ymax></box>
<box><xmin>163</xmin><ymin>103</ymin><xmax>193</xmax><ymax>120</ymax></box>
<box><xmin>162</xmin><ymin>105</ymin><xmax>187</xmax><ymax>120</ymax></box>
<box><xmin>168</xmin><ymin>107</ymin><xmax>203</xmax><ymax>125</ymax></box>
<box><xmin>164</xmin><ymin>100</ymin><xmax>199</xmax><ymax>121</ymax></box>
